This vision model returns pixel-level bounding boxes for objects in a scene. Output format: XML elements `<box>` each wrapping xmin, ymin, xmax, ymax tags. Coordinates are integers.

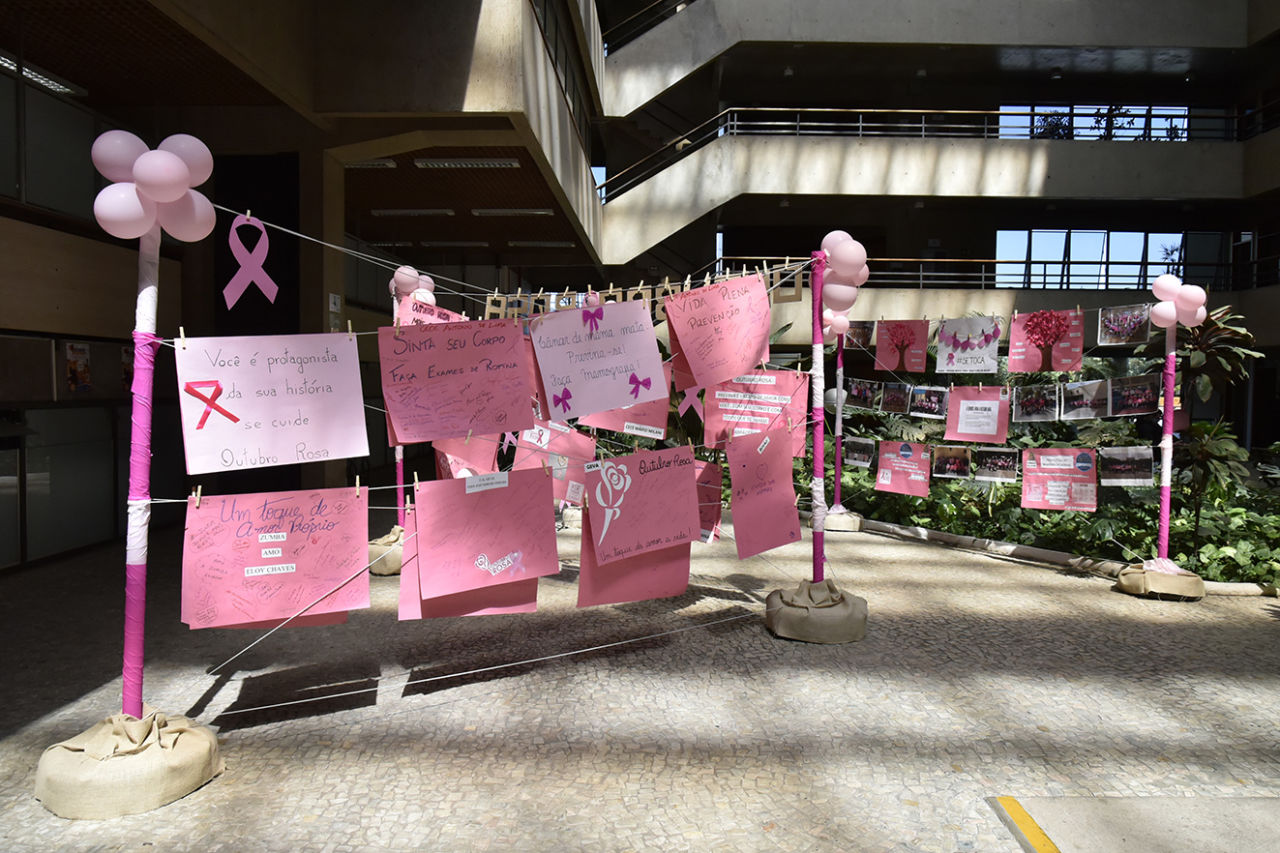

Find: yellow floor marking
<box><xmin>994</xmin><ymin>796</ymin><xmax>1062</xmax><ymax>853</ymax></box>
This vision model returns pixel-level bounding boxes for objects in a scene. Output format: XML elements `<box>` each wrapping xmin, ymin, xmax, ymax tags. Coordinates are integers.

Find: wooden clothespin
<box><xmin>394</xmin><ymin>315</ymin><xmax>401</xmax><ymax>337</ymax></box>
<box><xmin>347</xmin><ymin>320</ymin><xmax>353</xmax><ymax>340</ymax></box>
<box><xmin>245</xmin><ymin>209</ymin><xmax>252</xmax><ymax>221</ymax></box>
<box><xmin>979</xmin><ymin>382</ymin><xmax>984</xmax><ymax>393</ymax></box>
<box><xmin>465</xmin><ymin>429</ymin><xmax>472</xmax><ymax>444</ymax></box>
<box><xmin>193</xmin><ymin>484</ymin><xmax>202</xmax><ymax>508</ymax></box>
<box><xmin>413</xmin><ymin>471</ymin><xmax>420</xmax><ymax>489</ymax></box>
<box><xmin>179</xmin><ymin>326</ymin><xmax>186</xmax><ymax>349</ymax></box>
<box><xmin>355</xmin><ymin>475</ymin><xmax>360</xmax><ymax>499</ymax></box>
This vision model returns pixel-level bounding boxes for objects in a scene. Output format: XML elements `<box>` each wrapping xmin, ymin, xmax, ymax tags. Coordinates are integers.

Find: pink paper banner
<box><xmin>434</xmin><ymin>433</ymin><xmax>501</xmax><ymax>479</ymax></box>
<box><xmin>576</xmin><ymin>510</ymin><xmax>691</xmax><ymax>607</ymax></box>
<box><xmin>584</xmin><ymin>446</ymin><xmax>700</xmax><ymax>565</ymax></box>
<box><xmin>379</xmin><ymin>319</ymin><xmax>534</xmax><ymax>442</ymax></box>
<box><xmin>725</xmin><ymin>429</ymin><xmax>802</xmax><ymax>559</ymax></box>
<box><xmin>703</xmin><ymin>370</ymin><xmax>808</xmax><ymax>457</ymax></box>
<box><xmin>936</xmin><ymin>316</ymin><xmax>1001</xmax><ymax>374</ymax></box>
<box><xmin>944</xmin><ymin>385</ymin><xmax>1010</xmax><ymax>444</ymax></box>
<box><xmin>578</xmin><ymin>364</ymin><xmax>672</xmax><ymax>439</ymax></box>
<box><xmin>511</xmin><ymin>419</ymin><xmax>598</xmax><ymax>505</ymax></box>
<box><xmin>663</xmin><ymin>274</ymin><xmax>771</xmax><ymax>389</ymax></box>
<box><xmin>1008</xmin><ymin>309</ymin><xmax>1083</xmax><ymax>372</ymax></box>
<box><xmin>181</xmin><ymin>486</ymin><xmax>369</xmax><ymax>629</ymax></box>
<box><xmin>529</xmin><ymin>301</ymin><xmax>666</xmax><ymax>420</ymax></box>
<box><xmin>413</xmin><ymin>468</ymin><xmax>560</xmax><ymax>599</ymax></box>
<box><xmin>397</xmin><ymin>294</ymin><xmax>466</xmax><ymax>326</ymax></box>
<box><xmin>875</xmin><ymin>441</ymin><xmax>931</xmax><ymax>497</ymax></box>
<box><xmin>695</xmin><ymin>460</ymin><xmax>723</xmax><ymax>543</ymax></box>
<box><xmin>1021</xmin><ymin>448</ymin><xmax>1098</xmax><ymax>511</ymax></box>
<box><xmin>174</xmin><ymin>333</ymin><xmax>369</xmax><ymax>475</ymax></box>
<box><xmin>875</xmin><ymin>320</ymin><xmax>930</xmax><ymax>373</ymax></box>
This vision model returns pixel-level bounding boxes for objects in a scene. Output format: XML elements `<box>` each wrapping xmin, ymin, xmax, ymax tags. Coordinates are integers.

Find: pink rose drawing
<box><xmin>594</xmin><ymin>459</ymin><xmax>633</xmax><ymax>543</ymax></box>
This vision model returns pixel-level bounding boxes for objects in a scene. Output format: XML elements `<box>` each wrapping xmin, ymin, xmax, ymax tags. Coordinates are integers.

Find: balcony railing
<box><xmin>601</xmin><ymin>0</ymin><xmax>699</xmax><ymax>54</ymax></box>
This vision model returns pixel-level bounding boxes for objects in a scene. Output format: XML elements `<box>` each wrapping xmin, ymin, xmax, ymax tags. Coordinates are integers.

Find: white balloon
<box><xmin>410</xmin><ymin>287</ymin><xmax>436</xmax><ymax>306</ymax></box>
<box><xmin>823</xmin><ymin>387</ymin><xmax>848</xmax><ymax>412</ymax></box>
<box><xmin>392</xmin><ymin>265</ymin><xmax>419</xmax><ymax>294</ymax></box>
<box><xmin>93</xmin><ymin>182</ymin><xmax>157</xmax><ymax>240</ymax></box>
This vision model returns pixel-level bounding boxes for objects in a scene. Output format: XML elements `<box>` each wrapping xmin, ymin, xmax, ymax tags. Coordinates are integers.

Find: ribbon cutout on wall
<box><xmin>582</xmin><ymin>307</ymin><xmax>603</xmax><ymax>333</ymax></box>
<box><xmin>183</xmin><ymin>380</ymin><xmax>239</xmax><ymax>429</ymax></box>
<box><xmin>628</xmin><ymin>373</ymin><xmax>651</xmax><ymax>399</ymax></box>
<box><xmin>224</xmin><ymin>214</ymin><xmax>280</xmax><ymax>309</ymax></box>
<box><xmin>678</xmin><ymin>386</ymin><xmax>704</xmax><ymax>421</ymax></box>
<box><xmin>553</xmin><ymin>387</ymin><xmax>573</xmax><ymax>413</ymax></box>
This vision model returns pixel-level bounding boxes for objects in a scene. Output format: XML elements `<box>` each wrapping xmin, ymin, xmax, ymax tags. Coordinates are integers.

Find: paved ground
<box><xmin>1</xmin><ymin>517</ymin><xmax>1278</xmax><ymax>852</ymax></box>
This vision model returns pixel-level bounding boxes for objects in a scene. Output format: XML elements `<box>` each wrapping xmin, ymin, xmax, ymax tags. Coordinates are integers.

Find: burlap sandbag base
<box><xmin>1114</xmin><ymin>560</ymin><xmax>1206</xmax><ymax>601</ymax></box>
<box><xmin>369</xmin><ymin>525</ymin><xmax>404</xmax><ymax>576</ymax></box>
<box><xmin>765</xmin><ymin>579</ymin><xmax>868</xmax><ymax>644</ymax></box>
<box><xmin>34</xmin><ymin>708</ymin><xmax>223</xmax><ymax>820</ymax></box>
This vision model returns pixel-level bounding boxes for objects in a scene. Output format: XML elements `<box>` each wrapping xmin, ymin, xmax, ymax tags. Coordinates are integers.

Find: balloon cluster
<box><xmin>1149</xmin><ymin>274</ymin><xmax>1207</xmax><ymax>329</ymax></box>
<box><xmin>819</xmin><ymin>229</ymin><xmax>870</xmax><ymax>343</ymax></box>
<box><xmin>91</xmin><ymin>130</ymin><xmax>215</xmax><ymax>242</ymax></box>
<box><xmin>389</xmin><ymin>264</ymin><xmax>437</xmax><ymax>306</ymax></box>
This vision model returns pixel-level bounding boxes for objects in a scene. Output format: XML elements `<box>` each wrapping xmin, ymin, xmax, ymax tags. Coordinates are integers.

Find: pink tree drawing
<box><xmin>886</xmin><ymin>322</ymin><xmax>917</xmax><ymax>370</ymax></box>
<box><xmin>1023</xmin><ymin>310</ymin><xmax>1070</xmax><ymax>371</ymax></box>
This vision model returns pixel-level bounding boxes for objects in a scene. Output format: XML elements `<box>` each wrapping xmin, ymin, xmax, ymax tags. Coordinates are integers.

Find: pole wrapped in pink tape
<box><xmin>810</xmin><ymin>251</ymin><xmax>827</xmax><ymax>583</ymax></box>
<box><xmin>1157</xmin><ymin>325</ymin><xmax>1177</xmax><ymax>559</ymax></box>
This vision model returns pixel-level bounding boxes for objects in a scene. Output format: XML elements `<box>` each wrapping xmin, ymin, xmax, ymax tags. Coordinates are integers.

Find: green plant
<box><xmin>1174</xmin><ymin>420</ymin><xmax>1251</xmax><ymax>556</ymax></box>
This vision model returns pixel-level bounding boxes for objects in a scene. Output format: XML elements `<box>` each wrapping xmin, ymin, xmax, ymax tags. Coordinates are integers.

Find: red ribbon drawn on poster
<box><xmin>183</xmin><ymin>380</ymin><xmax>239</xmax><ymax>429</ymax></box>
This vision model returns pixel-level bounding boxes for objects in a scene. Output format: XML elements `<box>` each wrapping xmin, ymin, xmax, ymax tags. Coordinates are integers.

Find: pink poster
<box><xmin>174</xmin><ymin>333</ymin><xmax>369</xmax><ymax>475</ymax></box>
<box><xmin>511</xmin><ymin>419</ymin><xmax>598</xmax><ymax>505</ymax></box>
<box><xmin>936</xmin><ymin>316</ymin><xmax>1001</xmax><ymax>374</ymax></box>
<box><xmin>529</xmin><ymin>300</ymin><xmax>666</xmax><ymax>420</ymax></box>
<box><xmin>578</xmin><ymin>364</ymin><xmax>672</xmax><ymax>439</ymax></box>
<box><xmin>584</xmin><ymin>446</ymin><xmax>700</xmax><ymax>564</ymax></box>
<box><xmin>944</xmin><ymin>385</ymin><xmax>1010</xmax><ymax>444</ymax></box>
<box><xmin>576</xmin><ymin>510</ymin><xmax>691</xmax><ymax>608</ymax></box>
<box><xmin>434</xmin><ymin>433</ymin><xmax>500</xmax><ymax>479</ymax></box>
<box><xmin>397</xmin><ymin>293</ymin><xmax>466</xmax><ymax>326</ymax></box>
<box><xmin>1021</xmin><ymin>448</ymin><xmax>1097</xmax><ymax>512</ymax></box>
<box><xmin>1008</xmin><ymin>310</ymin><xmax>1084</xmax><ymax>373</ymax></box>
<box><xmin>725</xmin><ymin>429</ymin><xmax>802</xmax><ymax>559</ymax></box>
<box><xmin>695</xmin><ymin>460</ymin><xmax>723</xmax><ymax>543</ymax></box>
<box><xmin>703</xmin><ymin>370</ymin><xmax>808</xmax><ymax>457</ymax></box>
<box><xmin>663</xmin><ymin>274</ymin><xmax>771</xmax><ymax>389</ymax></box>
<box><xmin>181</xmin><ymin>486</ymin><xmax>370</xmax><ymax>629</ymax></box>
<box><xmin>378</xmin><ymin>319</ymin><xmax>534</xmax><ymax>442</ymax></box>
<box><xmin>875</xmin><ymin>441</ymin><xmax>931</xmax><ymax>497</ymax></box>
<box><xmin>412</xmin><ymin>468</ymin><xmax>560</xmax><ymax>599</ymax></box>
<box><xmin>875</xmin><ymin>320</ymin><xmax>929</xmax><ymax>373</ymax></box>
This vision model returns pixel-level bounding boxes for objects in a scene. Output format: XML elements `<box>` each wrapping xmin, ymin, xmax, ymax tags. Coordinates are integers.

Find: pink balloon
<box><xmin>1149</xmin><ymin>300</ymin><xmax>1179</xmax><ymax>329</ymax></box>
<box><xmin>1174</xmin><ymin>284</ymin><xmax>1207</xmax><ymax>312</ymax></box>
<box><xmin>854</xmin><ymin>264</ymin><xmax>870</xmax><ymax>286</ymax></box>
<box><xmin>94</xmin><ymin>183</ymin><xmax>157</xmax><ymax>239</ymax></box>
<box><xmin>91</xmin><ymin>130</ymin><xmax>149</xmax><ymax>183</ymax></box>
<box><xmin>410</xmin><ymin>287</ymin><xmax>436</xmax><ymax>307</ymax></box>
<box><xmin>417</xmin><ymin>273</ymin><xmax>436</xmax><ymax>293</ymax></box>
<box><xmin>822</xmin><ymin>308</ymin><xmax>835</xmax><ymax>323</ymax></box>
<box><xmin>156</xmin><ymin>189</ymin><xmax>215</xmax><ymax>242</ymax></box>
<box><xmin>132</xmin><ymin>150</ymin><xmax>191</xmax><ymax>203</ymax></box>
<box><xmin>1177</xmin><ymin>303</ymin><xmax>1207</xmax><ymax>327</ymax></box>
<box><xmin>821</xmin><ymin>230</ymin><xmax>853</xmax><ymax>254</ymax></box>
<box><xmin>585</xmin><ymin>291</ymin><xmax>601</xmax><ymax>307</ymax></box>
<box><xmin>158</xmin><ymin>133</ymin><xmax>214</xmax><ymax>186</ymax></box>
<box><xmin>822</xmin><ymin>282</ymin><xmax>859</xmax><ymax>312</ymax></box>
<box><xmin>829</xmin><ymin>239</ymin><xmax>867</xmax><ymax>277</ymax></box>
<box><xmin>822</xmin><ymin>325</ymin><xmax>840</xmax><ymax>345</ymax></box>
<box><xmin>392</xmin><ymin>265</ymin><xmax>419</xmax><ymax>294</ymax></box>
<box><xmin>1151</xmin><ymin>273</ymin><xmax>1182</xmax><ymax>302</ymax></box>
<box><xmin>829</xmin><ymin>314</ymin><xmax>850</xmax><ymax>335</ymax></box>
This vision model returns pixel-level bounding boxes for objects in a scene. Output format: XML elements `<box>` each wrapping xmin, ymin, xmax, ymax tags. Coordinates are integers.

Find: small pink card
<box><xmin>663</xmin><ymin>275</ymin><xmax>771</xmax><ymax>389</ymax></box>
<box><xmin>413</xmin><ymin>468</ymin><xmax>560</xmax><ymax>599</ymax></box>
<box><xmin>1022</xmin><ymin>448</ymin><xmax>1097</xmax><ymax>512</ymax></box>
<box><xmin>1009</xmin><ymin>309</ymin><xmax>1084</xmax><ymax>372</ymax></box>
<box><xmin>584</xmin><ymin>446</ymin><xmax>700</xmax><ymax>564</ymax></box>
<box><xmin>576</xmin><ymin>509</ymin><xmax>691</xmax><ymax>607</ymax></box>
<box><xmin>578</xmin><ymin>364</ymin><xmax>672</xmax><ymax>439</ymax></box>
<box><xmin>875</xmin><ymin>320</ymin><xmax>929</xmax><ymax>373</ymax></box>
<box><xmin>182</xmin><ymin>486</ymin><xmax>369</xmax><ymax>629</ymax></box>
<box><xmin>523</xmin><ymin>334</ymin><xmax>549</xmax><ymax>421</ymax></box>
<box><xmin>434</xmin><ymin>433</ymin><xmax>500</xmax><ymax>479</ymax></box>
<box><xmin>379</xmin><ymin>319</ymin><xmax>534</xmax><ymax>442</ymax></box>
<box><xmin>397</xmin><ymin>294</ymin><xmax>466</xmax><ymax>326</ymax></box>
<box><xmin>529</xmin><ymin>301</ymin><xmax>666</xmax><ymax>420</ymax></box>
<box><xmin>725</xmin><ymin>430</ymin><xmax>802</xmax><ymax>559</ymax></box>
<box><xmin>875</xmin><ymin>442</ymin><xmax>931</xmax><ymax>497</ymax></box>
<box><xmin>695</xmin><ymin>460</ymin><xmax>723</xmax><ymax>543</ymax></box>
<box><xmin>511</xmin><ymin>420</ymin><xmax>598</xmax><ymax>505</ymax></box>
<box><xmin>944</xmin><ymin>385</ymin><xmax>1010</xmax><ymax>444</ymax></box>
<box><xmin>703</xmin><ymin>370</ymin><xmax>808</xmax><ymax>457</ymax></box>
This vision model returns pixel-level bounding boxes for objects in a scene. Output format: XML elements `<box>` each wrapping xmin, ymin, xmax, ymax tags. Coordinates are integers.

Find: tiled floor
<box><xmin>2</xmin><ymin>519</ymin><xmax>1277</xmax><ymax>852</ymax></box>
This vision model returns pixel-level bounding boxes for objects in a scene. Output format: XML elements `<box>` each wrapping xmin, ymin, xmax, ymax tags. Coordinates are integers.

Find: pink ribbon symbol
<box><xmin>678</xmin><ymin>386</ymin><xmax>704</xmax><ymax>421</ymax></box>
<box><xmin>223</xmin><ymin>214</ymin><xmax>280</xmax><ymax>309</ymax></box>
<box><xmin>582</xmin><ymin>307</ymin><xmax>603</xmax><ymax>333</ymax></box>
<box><xmin>553</xmin><ymin>387</ymin><xmax>572</xmax><ymax>413</ymax></box>
<box><xmin>502</xmin><ymin>432</ymin><xmax>517</xmax><ymax>453</ymax></box>
<box><xmin>183</xmin><ymin>380</ymin><xmax>239</xmax><ymax>429</ymax></box>
<box><xmin>628</xmin><ymin>373</ymin><xmax>651</xmax><ymax>399</ymax></box>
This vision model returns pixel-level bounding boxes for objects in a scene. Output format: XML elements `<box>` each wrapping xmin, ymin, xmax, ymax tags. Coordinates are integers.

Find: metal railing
<box><xmin>601</xmin><ymin>0</ymin><xmax>699</xmax><ymax>54</ymax></box>
<box><xmin>598</xmin><ymin>106</ymin><xmax>1268</xmax><ymax>203</ymax></box>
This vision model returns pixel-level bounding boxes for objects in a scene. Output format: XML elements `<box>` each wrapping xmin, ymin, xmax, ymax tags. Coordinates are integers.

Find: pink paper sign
<box><xmin>936</xmin><ymin>316</ymin><xmax>1001</xmax><ymax>374</ymax></box>
<box><xmin>875</xmin><ymin>320</ymin><xmax>929</xmax><ymax>373</ymax></box>
<box><xmin>663</xmin><ymin>274</ymin><xmax>771</xmax><ymax>389</ymax></box>
<box><xmin>529</xmin><ymin>300</ymin><xmax>666</xmax><ymax>420</ymax></box>
<box><xmin>578</xmin><ymin>363</ymin><xmax>672</xmax><ymax>439</ymax></box>
<box><xmin>584</xmin><ymin>446</ymin><xmax>700</xmax><ymax>565</ymax></box>
<box><xmin>944</xmin><ymin>385</ymin><xmax>1011</xmax><ymax>444</ymax></box>
<box><xmin>174</xmin><ymin>333</ymin><xmax>369</xmax><ymax>475</ymax></box>
<box><xmin>577</xmin><ymin>509</ymin><xmax>691</xmax><ymax>607</ymax></box>
<box><xmin>725</xmin><ymin>429</ymin><xmax>802</xmax><ymax>559</ymax></box>
<box><xmin>512</xmin><ymin>420</ymin><xmax>598</xmax><ymax>505</ymax></box>
<box><xmin>181</xmin><ymin>486</ymin><xmax>369</xmax><ymax>629</ymax></box>
<box><xmin>695</xmin><ymin>460</ymin><xmax>723</xmax><ymax>543</ymax></box>
<box><xmin>413</xmin><ymin>468</ymin><xmax>560</xmax><ymax>599</ymax></box>
<box><xmin>379</xmin><ymin>319</ymin><xmax>534</xmax><ymax>442</ymax></box>
<box><xmin>1009</xmin><ymin>309</ymin><xmax>1084</xmax><ymax>372</ymax></box>
<box><xmin>875</xmin><ymin>441</ymin><xmax>931</xmax><ymax>497</ymax></box>
<box><xmin>1021</xmin><ymin>448</ymin><xmax>1098</xmax><ymax>512</ymax></box>
<box><xmin>397</xmin><ymin>294</ymin><xmax>466</xmax><ymax>326</ymax></box>
<box><xmin>434</xmin><ymin>433</ymin><xmax>500</xmax><ymax>479</ymax></box>
<box><xmin>704</xmin><ymin>370</ymin><xmax>808</xmax><ymax>457</ymax></box>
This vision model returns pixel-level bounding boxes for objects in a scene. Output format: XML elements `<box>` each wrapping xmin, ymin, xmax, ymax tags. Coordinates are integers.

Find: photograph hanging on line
<box><xmin>1012</xmin><ymin>384</ymin><xmax>1060</xmax><ymax>422</ymax></box>
<box><xmin>973</xmin><ymin>447</ymin><xmax>1020</xmax><ymax>482</ymax></box>
<box><xmin>1097</xmin><ymin>303</ymin><xmax>1152</xmax><ymax>346</ymax></box>
<box><xmin>846</xmin><ymin>377</ymin><xmax>882</xmax><ymax>411</ymax></box>
<box><xmin>1099</xmin><ymin>446</ymin><xmax>1155</xmax><ymax>487</ymax></box>
<box><xmin>846</xmin><ymin>320</ymin><xmax>875</xmax><ymax>351</ymax></box>
<box><xmin>932</xmin><ymin>445</ymin><xmax>972</xmax><ymax>479</ymax></box>
<box><xmin>880</xmin><ymin>382</ymin><xmax>911</xmax><ymax>414</ymax></box>
<box><xmin>844</xmin><ymin>435</ymin><xmax>876</xmax><ymax>468</ymax></box>
<box><xmin>908</xmin><ymin>385</ymin><xmax>949</xmax><ymax>419</ymax></box>
<box><xmin>1061</xmin><ymin>379</ymin><xmax>1109</xmax><ymax>420</ymax></box>
<box><xmin>1109</xmin><ymin>374</ymin><xmax>1161</xmax><ymax>416</ymax></box>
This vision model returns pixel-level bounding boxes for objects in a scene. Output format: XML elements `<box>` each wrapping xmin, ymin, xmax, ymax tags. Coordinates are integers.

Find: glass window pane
<box><xmin>0</xmin><ymin>446</ymin><xmax>18</xmax><ymax>567</ymax></box>
<box><xmin>999</xmin><ymin>106</ymin><xmax>1030</xmax><ymax>139</ymax></box>
<box><xmin>1069</xmin><ymin>230</ymin><xmax>1106</xmax><ymax>288</ymax></box>
<box><xmin>24</xmin><ymin>88</ymin><xmax>96</xmax><ymax>218</ymax></box>
<box><xmin>1148</xmin><ymin>233</ymin><xmax>1183</xmax><ymax>276</ymax></box>
<box><xmin>1107</xmin><ymin>231</ymin><xmax>1145</xmax><ymax>287</ymax></box>
<box><xmin>0</xmin><ymin>74</ymin><xmax>16</xmax><ymax>198</ymax></box>
<box><xmin>995</xmin><ymin>229</ymin><xmax>1028</xmax><ymax>287</ymax></box>
<box><xmin>25</xmin><ymin>408</ymin><xmax>116</xmax><ymax>560</ymax></box>
<box><xmin>1030</xmin><ymin>230</ymin><xmax>1067</xmax><ymax>287</ymax></box>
